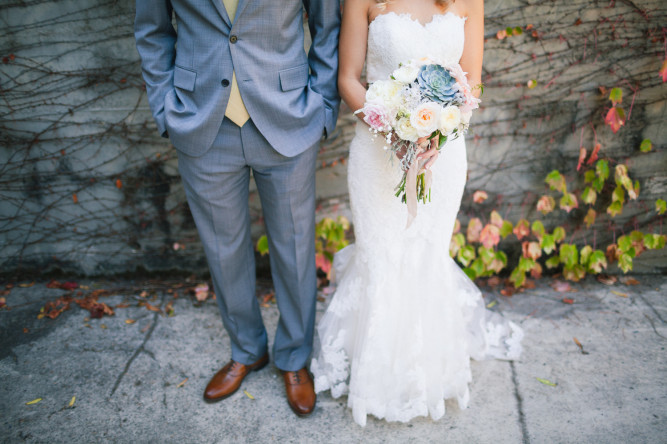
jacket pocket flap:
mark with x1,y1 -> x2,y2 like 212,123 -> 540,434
279,64 -> 309,92
174,66 -> 196,92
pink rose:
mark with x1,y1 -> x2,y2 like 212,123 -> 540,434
362,103 -> 392,132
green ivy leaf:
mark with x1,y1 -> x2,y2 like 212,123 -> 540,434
545,170 -> 566,192
531,220 -> 545,239
509,266 -> 526,288
580,245 -> 593,266
541,234 -> 556,254
640,139 -> 652,153
545,255 -> 561,269
584,170 -> 596,184
518,256 -> 536,273
617,235 -> 632,252
559,192 -> 578,213
256,235 -> 269,256
592,176 -> 605,193
478,246 -> 496,265
609,87 -> 623,105
618,253 -> 633,273
500,220 -> 514,238
612,185 -> 625,204
588,250 -> 608,273
607,201 -> 623,217
596,159 -> 610,181
584,208 -> 596,227
563,264 -> 586,282
581,186 -> 597,205
457,245 -> 476,267
553,226 -> 566,243
559,244 -> 579,269
463,267 -> 477,280
656,199 -> 666,215
470,258 -> 485,277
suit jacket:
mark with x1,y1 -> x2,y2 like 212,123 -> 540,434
134,0 -> 341,157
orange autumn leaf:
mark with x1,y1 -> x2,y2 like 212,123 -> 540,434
576,147 -> 587,172
479,224 -> 500,249
72,193 -> 78,203
513,219 -> 530,240
116,179 -> 122,189
467,218 -> 483,242
472,190 -> 488,204
587,143 -> 601,165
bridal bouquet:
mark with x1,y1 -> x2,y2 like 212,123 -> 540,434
357,57 -> 480,225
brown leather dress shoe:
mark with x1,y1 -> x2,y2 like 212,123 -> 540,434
203,353 -> 268,403
283,367 -> 316,416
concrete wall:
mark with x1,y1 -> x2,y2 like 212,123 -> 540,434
1,0 -> 665,275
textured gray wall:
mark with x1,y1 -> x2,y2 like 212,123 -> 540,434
1,0 -> 665,275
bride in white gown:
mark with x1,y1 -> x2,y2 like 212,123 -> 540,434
310,0 -> 523,426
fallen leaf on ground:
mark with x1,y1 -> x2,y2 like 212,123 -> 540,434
244,390 -> 255,400
536,378 -> 557,387
611,290 -> 628,298
0,297 -> 5,308
486,300 -> 497,308
26,398 -> 42,405
620,277 -> 639,285
125,319 -> 136,324
19,282 -> 35,288
115,303 -> 129,309
597,275 -> 617,285
562,298 -> 575,304
69,396 -> 76,407
500,286 -> 517,297
551,281 -> 575,292
194,284 -> 209,302
144,302 -> 162,313
23,327 -> 28,333
177,378 -> 188,388
573,337 -> 589,355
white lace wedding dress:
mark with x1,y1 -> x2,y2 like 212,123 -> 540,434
310,12 -> 523,427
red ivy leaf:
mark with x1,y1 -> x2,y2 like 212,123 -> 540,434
605,107 -> 625,133
587,143 -> 600,165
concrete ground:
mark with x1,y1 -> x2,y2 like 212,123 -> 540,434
0,274 -> 665,443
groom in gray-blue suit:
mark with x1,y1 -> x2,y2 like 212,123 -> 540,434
135,0 -> 340,416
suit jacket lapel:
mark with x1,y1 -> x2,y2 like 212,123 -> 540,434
234,0 -> 250,22
211,0 -> 232,27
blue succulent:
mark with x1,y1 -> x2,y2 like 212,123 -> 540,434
417,64 -> 459,105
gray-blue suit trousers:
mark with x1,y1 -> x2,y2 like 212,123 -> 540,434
177,117 -> 318,371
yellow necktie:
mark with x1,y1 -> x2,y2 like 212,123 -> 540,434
222,0 -> 250,127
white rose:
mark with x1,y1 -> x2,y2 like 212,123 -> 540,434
410,102 -> 441,137
439,105 -> 461,134
392,64 -> 419,84
395,117 -> 419,142
366,80 -> 404,111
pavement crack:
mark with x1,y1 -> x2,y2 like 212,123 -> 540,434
637,294 -> 666,324
643,314 -> 667,340
109,309 -> 161,398
510,361 -> 530,444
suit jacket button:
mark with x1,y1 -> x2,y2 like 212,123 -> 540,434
221,79 -> 230,87
230,35 -> 238,43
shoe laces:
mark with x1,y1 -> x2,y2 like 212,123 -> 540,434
289,370 -> 302,384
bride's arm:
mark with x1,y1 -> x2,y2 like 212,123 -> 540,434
459,0 -> 484,98
338,0 -> 374,120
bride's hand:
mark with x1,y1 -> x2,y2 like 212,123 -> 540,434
417,137 -> 439,170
